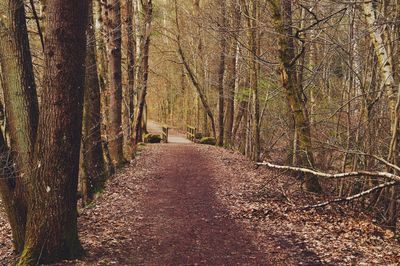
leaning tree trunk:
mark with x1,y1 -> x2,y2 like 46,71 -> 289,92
81,0 -> 107,205
175,2 -> 217,139
0,0 -> 39,252
270,0 -> 322,192
17,0 -> 89,264
105,0 -> 125,166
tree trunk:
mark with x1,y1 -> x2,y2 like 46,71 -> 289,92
122,0 -> 135,157
82,0 -> 107,205
94,0 -> 115,175
0,129 -> 22,252
0,0 -> 39,252
216,0 -> 227,147
18,0 -> 89,263
224,0 -> 240,148
362,0 -> 400,230
242,0 -> 260,161
270,0 -> 322,192
105,0 -> 125,166
175,0 -> 217,139
133,0 -> 153,146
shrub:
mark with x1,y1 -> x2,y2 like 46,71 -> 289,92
144,133 -> 162,143
199,137 -> 216,145
195,132 -> 203,140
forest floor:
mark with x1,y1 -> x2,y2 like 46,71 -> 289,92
1,135 -> 400,265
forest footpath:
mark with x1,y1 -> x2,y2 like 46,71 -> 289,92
60,143 -> 322,265
2,142 -> 400,265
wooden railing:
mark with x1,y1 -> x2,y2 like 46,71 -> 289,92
186,125 -> 196,141
162,126 -> 169,143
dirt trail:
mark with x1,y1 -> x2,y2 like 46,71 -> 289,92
2,136 -> 400,265
136,145 -> 268,265
49,144 -> 323,266
1,143 -> 325,265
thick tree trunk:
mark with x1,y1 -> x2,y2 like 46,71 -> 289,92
82,0 -> 107,205
0,0 -> 39,252
17,0 -> 89,264
105,0 -> 125,166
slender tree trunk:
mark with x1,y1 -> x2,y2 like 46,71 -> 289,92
175,1 -> 217,139
94,0 -> 115,175
82,0 -> 107,205
193,0 -> 210,137
242,0 -> 260,161
122,0 -> 135,157
216,0 -> 227,146
224,0 -> 240,148
224,43 -> 237,148
105,0 -> 125,166
18,0 -> 89,263
133,0 -> 153,146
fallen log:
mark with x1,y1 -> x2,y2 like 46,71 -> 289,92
257,162 -> 400,183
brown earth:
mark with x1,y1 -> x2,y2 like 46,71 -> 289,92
62,144 -> 322,265
1,142 -> 400,265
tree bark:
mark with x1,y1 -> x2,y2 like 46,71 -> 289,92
242,0 -> 260,161
18,0 -> 89,263
105,0 -> 125,166
362,0 -> 400,231
216,0 -> 227,146
269,0 -> 322,192
0,0 -> 39,252
224,0 -> 240,148
94,0 -> 115,175
133,0 -> 152,146
82,0 -> 107,205
122,0 -> 135,157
